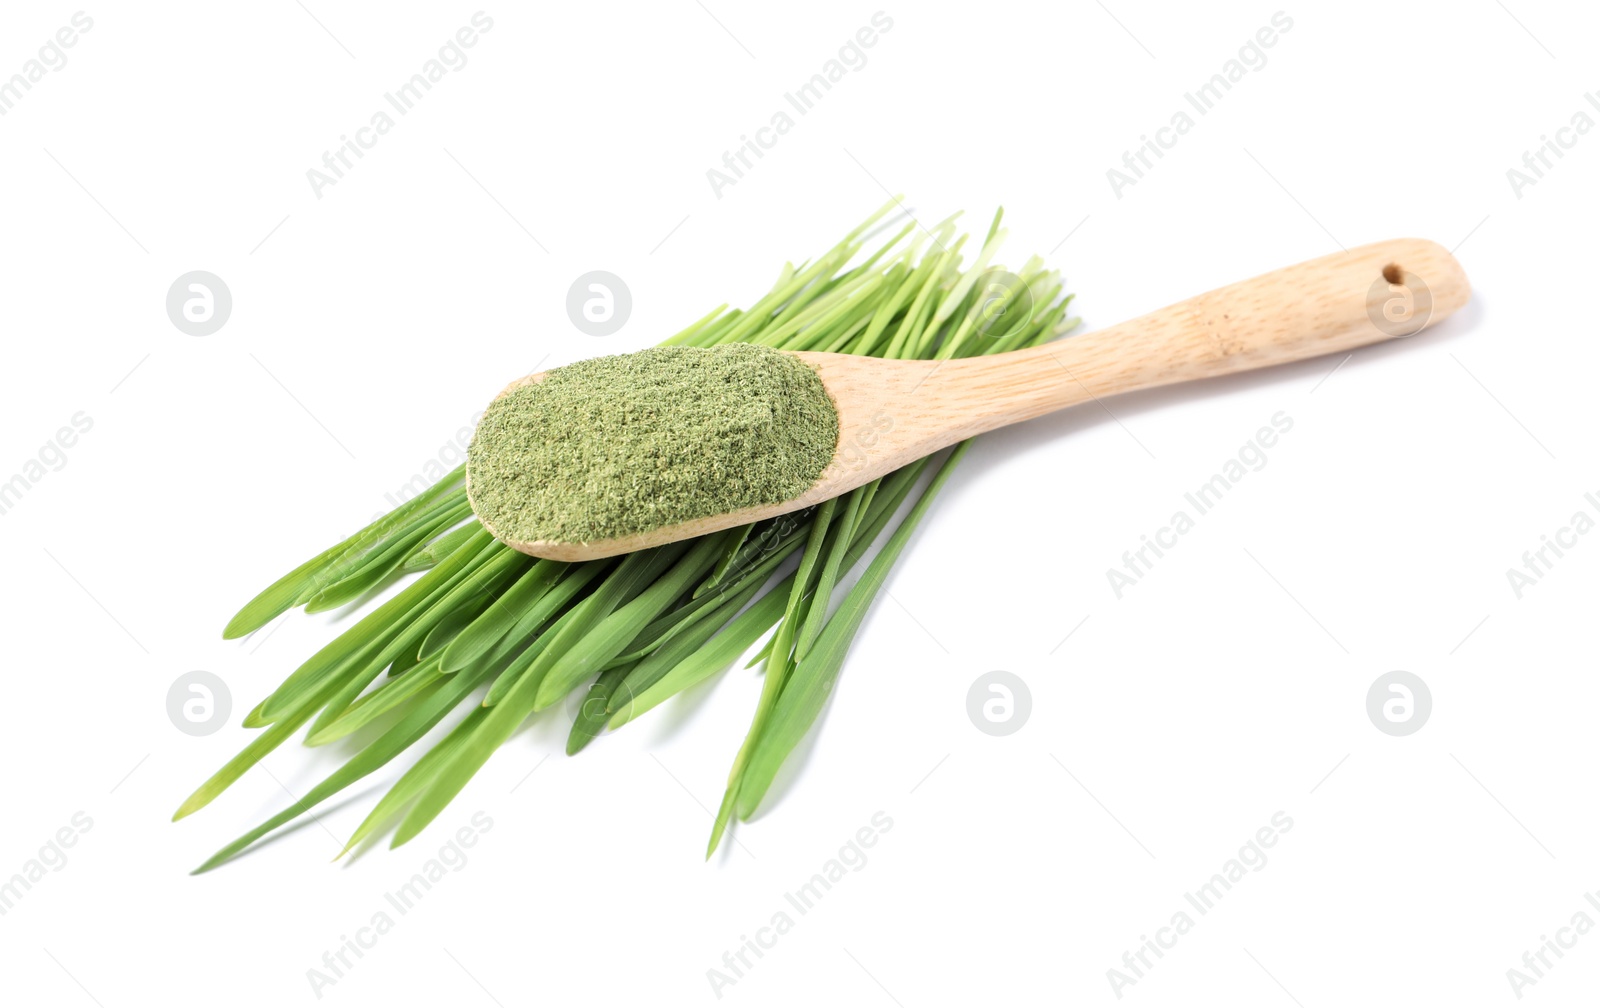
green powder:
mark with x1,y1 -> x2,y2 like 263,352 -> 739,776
467,343 -> 839,542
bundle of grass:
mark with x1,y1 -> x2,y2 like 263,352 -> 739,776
180,199 -> 1077,871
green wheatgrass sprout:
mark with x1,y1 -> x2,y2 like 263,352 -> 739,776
180,198 -> 1078,871
468,343 -> 839,543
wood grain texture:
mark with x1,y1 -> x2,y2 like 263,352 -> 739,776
477,237 -> 1470,561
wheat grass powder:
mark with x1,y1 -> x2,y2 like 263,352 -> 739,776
467,343 -> 839,543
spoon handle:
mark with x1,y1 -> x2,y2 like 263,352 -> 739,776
931,237 -> 1471,428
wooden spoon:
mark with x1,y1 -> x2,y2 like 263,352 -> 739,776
474,237 -> 1470,561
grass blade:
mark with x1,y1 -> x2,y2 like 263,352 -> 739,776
610,574 -> 788,730
191,664 -> 490,872
533,532 -> 729,710
400,521 -> 482,574
222,469 -> 464,638
439,559 -> 566,672
565,661 -> 634,755
736,443 -> 971,820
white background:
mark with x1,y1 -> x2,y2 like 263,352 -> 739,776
1,1 -> 1595,1005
